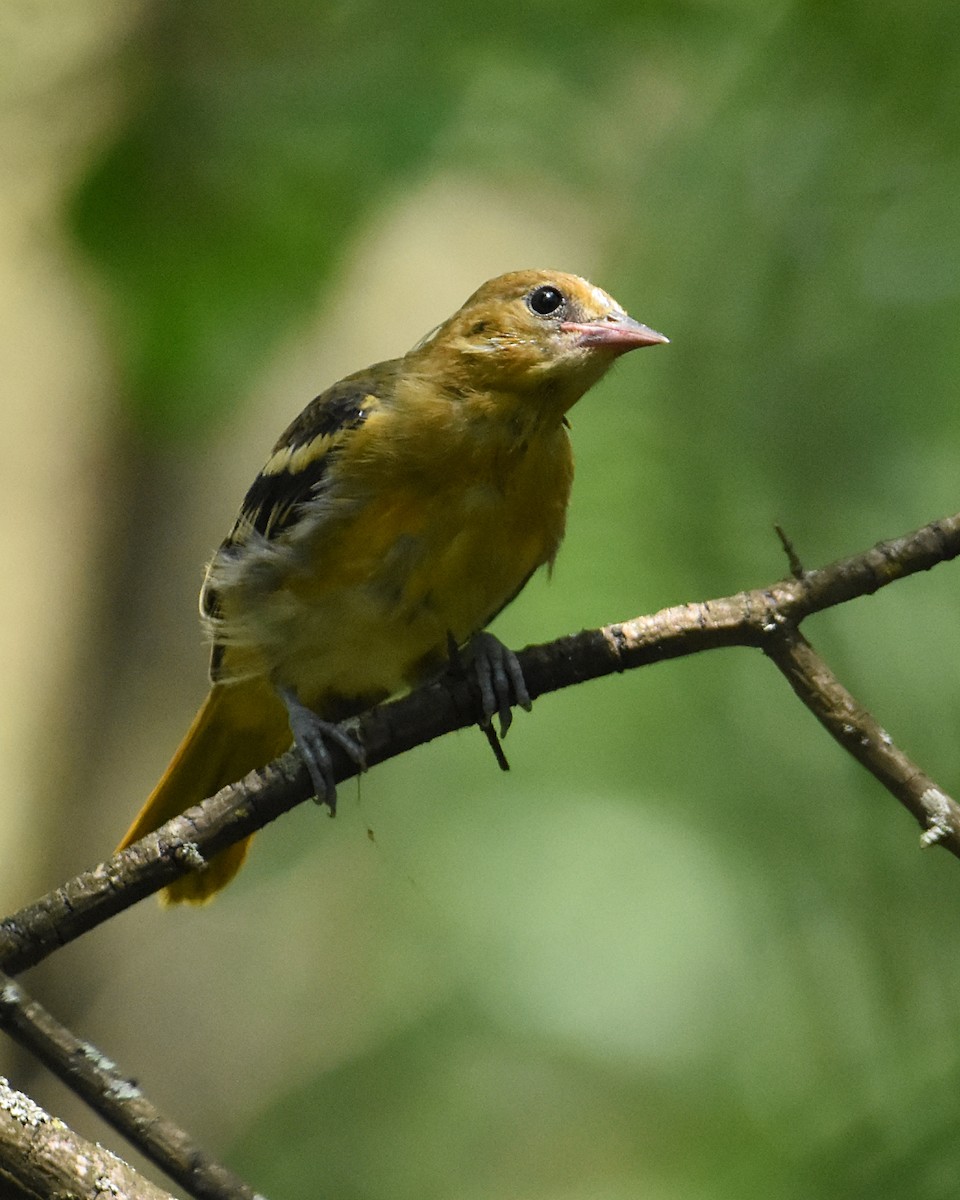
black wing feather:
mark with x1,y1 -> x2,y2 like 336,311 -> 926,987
201,371 -> 391,679
231,372 -> 388,542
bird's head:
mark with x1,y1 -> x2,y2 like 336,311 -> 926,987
409,269 -> 668,415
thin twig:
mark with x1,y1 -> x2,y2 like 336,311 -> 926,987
774,523 -> 805,579
2,510 -> 960,978
0,971 -> 266,1200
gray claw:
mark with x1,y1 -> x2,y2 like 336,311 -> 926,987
469,632 -> 532,738
277,686 -> 366,812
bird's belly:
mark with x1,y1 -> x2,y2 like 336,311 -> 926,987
278,478 -> 563,707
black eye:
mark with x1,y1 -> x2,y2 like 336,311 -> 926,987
527,285 -> 565,317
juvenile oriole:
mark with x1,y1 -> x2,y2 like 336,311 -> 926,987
118,269 -> 667,904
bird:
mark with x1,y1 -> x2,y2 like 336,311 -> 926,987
116,269 -> 668,904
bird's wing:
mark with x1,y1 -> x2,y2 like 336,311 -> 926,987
230,368 -> 391,545
199,364 -> 396,678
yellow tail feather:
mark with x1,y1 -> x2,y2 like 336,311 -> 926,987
117,678 -> 292,905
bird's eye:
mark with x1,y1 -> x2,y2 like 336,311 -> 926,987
527,285 -> 565,317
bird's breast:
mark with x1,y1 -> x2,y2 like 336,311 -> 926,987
212,397 -> 575,711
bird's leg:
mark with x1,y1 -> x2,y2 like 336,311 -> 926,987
277,686 -> 367,813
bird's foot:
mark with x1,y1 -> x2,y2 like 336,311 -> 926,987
278,687 -> 367,813
454,632 -> 532,772
469,631 -> 531,736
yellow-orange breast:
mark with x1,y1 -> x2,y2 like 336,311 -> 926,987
209,382 -> 574,714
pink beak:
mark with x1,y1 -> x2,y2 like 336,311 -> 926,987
561,315 -> 669,353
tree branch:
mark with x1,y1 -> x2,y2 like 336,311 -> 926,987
2,510 -> 959,979
1,510 -> 959,1200
764,628 -> 960,848
0,1073 -> 178,1200
0,973 -> 264,1200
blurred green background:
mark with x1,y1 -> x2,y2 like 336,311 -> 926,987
3,0 -> 960,1196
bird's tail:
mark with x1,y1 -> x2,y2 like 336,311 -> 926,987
116,678 -> 292,905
